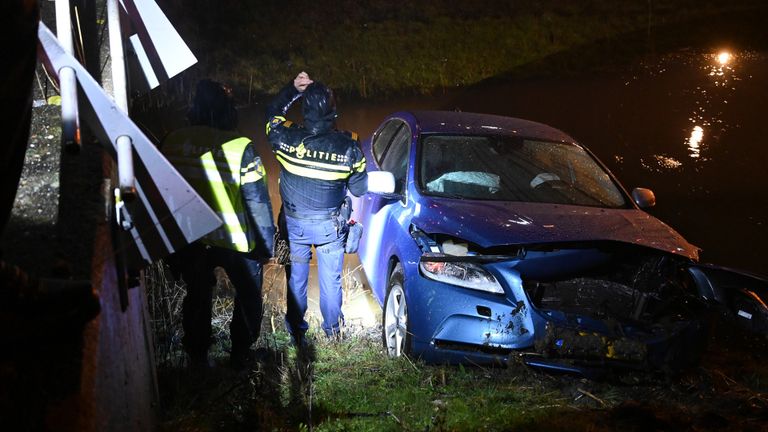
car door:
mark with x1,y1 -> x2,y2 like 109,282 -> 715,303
356,118 -> 412,302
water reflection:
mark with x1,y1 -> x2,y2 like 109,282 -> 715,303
678,50 -> 738,163
708,50 -> 735,83
640,154 -> 683,173
687,125 -> 704,158
656,154 -> 683,169
631,50 -> 741,171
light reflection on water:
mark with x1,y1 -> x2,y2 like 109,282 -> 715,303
643,50 -> 744,170
687,125 -> 704,158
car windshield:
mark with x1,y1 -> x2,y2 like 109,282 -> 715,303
419,134 -> 628,208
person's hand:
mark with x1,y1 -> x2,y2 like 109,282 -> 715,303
294,71 -> 313,92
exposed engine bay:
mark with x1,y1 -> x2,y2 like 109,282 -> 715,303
521,249 -> 710,370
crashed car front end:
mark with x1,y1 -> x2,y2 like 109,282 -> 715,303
358,111 -> 768,375
519,257 -> 710,374
409,229 -> 710,374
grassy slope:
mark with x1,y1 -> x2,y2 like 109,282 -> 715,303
147,263 -> 768,432
155,326 -> 768,431
157,0 -> 766,102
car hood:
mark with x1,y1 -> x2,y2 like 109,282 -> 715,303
412,198 -> 700,260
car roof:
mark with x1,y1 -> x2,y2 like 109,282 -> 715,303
396,110 -> 577,143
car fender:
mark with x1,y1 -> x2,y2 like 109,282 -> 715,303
688,264 -> 768,335
356,193 -> 416,304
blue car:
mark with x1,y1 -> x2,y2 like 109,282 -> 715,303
352,110 -> 768,374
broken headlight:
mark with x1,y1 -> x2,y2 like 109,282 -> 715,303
419,254 -> 504,294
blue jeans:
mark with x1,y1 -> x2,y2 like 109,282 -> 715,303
284,213 -> 346,338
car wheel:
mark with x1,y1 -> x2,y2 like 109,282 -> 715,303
382,263 -> 411,357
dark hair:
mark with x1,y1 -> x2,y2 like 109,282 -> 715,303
187,79 -> 238,130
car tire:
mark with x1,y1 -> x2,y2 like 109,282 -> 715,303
382,263 -> 411,357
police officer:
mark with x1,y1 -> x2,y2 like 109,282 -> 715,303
162,79 -> 275,369
266,72 -> 367,343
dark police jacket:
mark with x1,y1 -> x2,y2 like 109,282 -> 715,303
265,84 -> 368,217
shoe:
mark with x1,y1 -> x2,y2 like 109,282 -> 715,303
230,347 -> 268,370
326,329 -> 344,342
292,335 -> 316,362
188,352 -> 214,372
291,334 -> 308,350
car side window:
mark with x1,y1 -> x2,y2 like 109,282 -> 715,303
372,120 -> 402,165
380,123 -> 410,195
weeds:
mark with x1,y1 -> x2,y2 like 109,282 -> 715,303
144,258 -> 569,431
144,261 -> 186,368
144,256 -> 768,431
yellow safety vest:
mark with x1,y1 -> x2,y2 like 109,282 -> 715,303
162,126 -> 264,252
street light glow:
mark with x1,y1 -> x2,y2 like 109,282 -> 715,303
717,51 -> 732,65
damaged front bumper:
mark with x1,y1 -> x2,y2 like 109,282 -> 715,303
521,318 -> 708,376
408,238 -> 717,373
412,259 -> 710,374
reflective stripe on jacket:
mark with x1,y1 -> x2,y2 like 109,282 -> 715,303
273,140 -> 365,181
265,83 -> 368,214
162,126 -> 262,252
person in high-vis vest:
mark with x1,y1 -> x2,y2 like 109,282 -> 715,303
266,72 -> 367,344
162,79 -> 275,370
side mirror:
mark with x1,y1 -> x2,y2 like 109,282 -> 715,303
631,187 -> 656,208
367,171 -> 396,194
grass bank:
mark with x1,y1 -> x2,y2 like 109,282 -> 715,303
146,261 -> 768,432
145,261 -> 593,431
157,0 -> 766,102
153,323 -> 609,431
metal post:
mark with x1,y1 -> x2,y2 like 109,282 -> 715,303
55,0 -> 81,152
108,0 -> 136,200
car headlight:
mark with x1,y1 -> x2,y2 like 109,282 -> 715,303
419,255 -> 504,294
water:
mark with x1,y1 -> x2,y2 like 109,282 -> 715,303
242,49 -> 768,276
